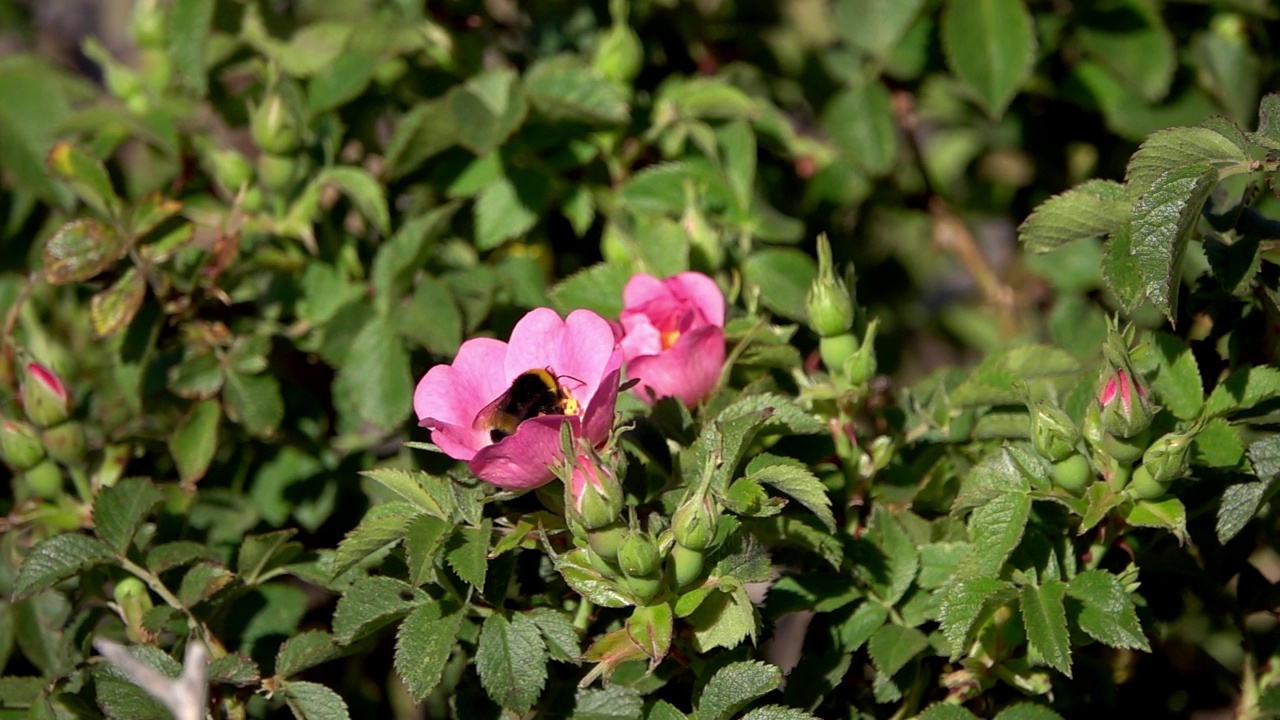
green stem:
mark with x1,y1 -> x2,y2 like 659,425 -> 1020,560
117,555 -> 225,658
68,466 -> 93,505
573,598 -> 595,631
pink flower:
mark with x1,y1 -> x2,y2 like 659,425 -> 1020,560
414,308 -> 623,490
619,272 -> 725,406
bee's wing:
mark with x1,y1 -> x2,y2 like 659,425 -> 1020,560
472,391 -> 510,432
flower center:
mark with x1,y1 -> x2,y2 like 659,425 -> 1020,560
660,329 -> 681,350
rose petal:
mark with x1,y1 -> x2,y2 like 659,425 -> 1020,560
668,272 -> 725,327
619,314 -> 662,361
627,325 -> 725,406
468,415 -> 575,490
414,336 -> 508,431
556,310 -> 623,402
581,368 -> 621,446
504,307 -> 567,382
622,273 -> 668,309
422,420 -> 481,462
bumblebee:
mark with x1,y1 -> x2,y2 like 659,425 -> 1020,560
473,368 -> 579,443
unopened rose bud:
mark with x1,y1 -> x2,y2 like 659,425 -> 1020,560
1030,402 -> 1079,462
669,543 -> 705,588
1142,429 -> 1194,485
1,418 -> 45,471
588,523 -> 626,565
250,93 -> 301,155
42,422 -> 86,465
1098,368 -> 1153,439
23,459 -> 63,499
568,454 -> 623,530
806,235 -> 856,338
114,577 -> 155,644
841,319 -> 879,387
672,495 -> 719,551
617,530 -> 660,579
21,362 -> 71,428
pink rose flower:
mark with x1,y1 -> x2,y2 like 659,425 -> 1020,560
414,308 -> 623,490
619,272 -> 726,406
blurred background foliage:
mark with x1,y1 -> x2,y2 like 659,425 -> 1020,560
2,0 -> 1280,717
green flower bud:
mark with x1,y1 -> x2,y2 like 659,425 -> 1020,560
1127,464 -> 1165,500
625,574 -> 662,603
806,235 -> 855,338
672,496 -> 719,551
257,153 -> 298,193
130,0 -> 167,49
23,460 -> 63,500
568,454 -> 623,530
250,94 -> 301,155
593,22 -> 644,85
1051,454 -> 1092,495
113,577 -> 155,644
41,422 -> 86,466
617,530 -> 660,579
1030,402 -> 1079,462
840,319 -> 879,387
1082,401 -> 1105,451
820,333 -> 858,376
1,418 -> 45,471
1142,429 -> 1194,485
588,522 -> 626,565
21,361 -> 71,428
587,547 -> 617,577
669,543 -> 705,588
209,148 -> 254,193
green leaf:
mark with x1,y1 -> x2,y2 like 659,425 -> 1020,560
1146,333 -> 1203,420
556,549 -> 632,608
385,100 -> 456,179
445,520 -> 491,591
1067,570 -> 1150,651
237,530 -> 302,584
450,68 -> 526,156
475,169 -> 553,251
954,445 -> 1042,511
1205,365 -> 1280,417
742,249 -> 818,322
867,624 -> 929,678
396,601 -> 464,702
745,454 -> 835,532
940,0 -> 1036,118
334,315 -> 413,431
1125,126 -> 1246,198
46,141 -> 120,219
332,502 -> 420,578
177,561 -> 234,606
837,602 -> 889,651
860,505 -> 919,605
94,477 -> 164,553
618,162 -> 691,215
0,58 -> 73,205
89,267 -> 146,338
918,705 -> 981,720
993,704 -> 1064,720
1019,580 -> 1072,677
477,612 -> 548,715
317,166 -> 390,236
332,577 -> 427,644
208,653 -> 261,687
525,55 -> 629,124
739,707 -> 820,720
276,631 -> 344,678
689,584 -> 758,652
1079,482 -> 1124,535
222,370 -> 284,438
528,608 -> 581,664
917,543 -> 971,590
307,52 -> 377,116
549,262 -> 632,318
169,399 -> 220,485
572,686 -> 645,720
1126,497 -> 1188,543
962,491 -> 1031,578
168,0 -> 215,95
833,0 -> 927,61
358,468 -> 448,518
823,80 -> 898,177
404,514 -> 452,587
285,680 -> 351,720
697,660 -> 782,720
42,218 -> 128,285
14,534 -> 116,600
149,541 -> 219,574
94,645 -> 181,720
1215,436 -> 1280,543
1190,417 -> 1245,469
1101,223 -> 1146,312
1018,180 -> 1129,253
1077,0 -> 1175,103
398,276 -> 463,356
950,345 -> 1081,408
938,577 -> 1015,658
1127,163 -> 1217,320
1255,93 -> 1280,150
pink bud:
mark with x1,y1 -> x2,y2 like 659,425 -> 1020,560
21,362 -> 71,428
569,453 -> 622,529
1098,368 -> 1152,438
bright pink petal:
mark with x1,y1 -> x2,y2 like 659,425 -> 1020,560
556,310 -> 623,402
581,368 -> 621,445
627,325 -> 725,406
414,337 -> 509,454
422,420 -> 481,462
668,272 -> 725,327
622,273 -> 668,309
504,308 -> 567,382
468,415 -> 575,490
619,314 -> 662,361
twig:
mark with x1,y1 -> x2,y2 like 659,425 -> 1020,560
93,638 -> 209,720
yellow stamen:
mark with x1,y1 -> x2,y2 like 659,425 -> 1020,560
661,329 -> 681,350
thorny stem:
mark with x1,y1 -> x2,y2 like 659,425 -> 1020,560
116,554 -> 226,658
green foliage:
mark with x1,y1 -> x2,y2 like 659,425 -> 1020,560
3,1 -> 1280,718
